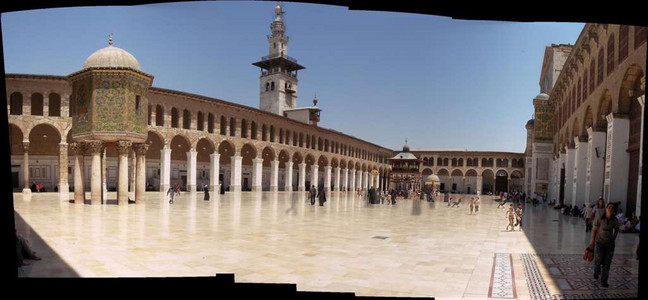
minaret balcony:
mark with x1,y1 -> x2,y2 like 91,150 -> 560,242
261,53 -> 298,63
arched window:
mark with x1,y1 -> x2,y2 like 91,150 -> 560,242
220,116 -> 227,135
262,124 -> 267,141
271,82 -> 275,91
619,25 -> 629,64
197,112 -> 204,131
577,79 -> 582,106
279,129 -> 284,144
156,105 -> 164,126
325,139 -> 329,152
251,122 -> 257,140
607,34 -> 615,76
241,119 -> 248,138
589,59 -> 596,94
318,138 -> 323,151
458,158 -> 463,167
31,93 -> 44,116
49,93 -> 61,117
583,69 -> 588,100
208,113 -> 214,133
437,157 -> 442,166
270,126 -> 275,142
299,133 -> 303,147
266,82 -> 270,91
293,132 -> 297,146
183,109 -> 191,129
443,158 -> 448,166
10,92 -> 23,115
285,130 -> 290,145
229,117 -> 236,136
451,158 -> 457,167
171,108 -> 179,128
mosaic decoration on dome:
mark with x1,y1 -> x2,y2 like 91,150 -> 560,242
70,77 -> 92,135
534,101 -> 554,141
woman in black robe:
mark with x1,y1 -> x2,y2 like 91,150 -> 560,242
203,184 -> 210,201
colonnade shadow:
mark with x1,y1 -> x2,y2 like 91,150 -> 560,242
14,212 -> 79,277
518,201 -> 640,299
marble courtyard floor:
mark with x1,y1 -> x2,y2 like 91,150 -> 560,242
14,192 -> 639,299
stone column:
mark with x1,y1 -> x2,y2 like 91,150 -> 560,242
187,148 -> 197,192
357,170 -> 363,190
129,150 -> 136,197
116,141 -> 132,205
287,161 -> 296,191
324,166 -> 332,192
22,142 -> 30,194
476,176 -> 483,195
586,128 -> 606,205
573,137 -> 588,207
133,143 -> 149,203
102,147 -> 107,201
58,142 -> 69,199
637,94 -> 645,216
604,113 -> 630,207
230,154 -> 242,192
334,167 -> 341,192
71,143 -> 85,204
160,145 -> 172,192
350,169 -> 356,191
270,159 -> 279,191
312,165 -> 319,188
252,157 -> 263,191
363,171 -> 368,190
564,146 -> 575,206
209,153 -> 220,192
86,141 -> 104,205
342,168 -> 349,191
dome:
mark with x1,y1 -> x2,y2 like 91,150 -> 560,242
536,93 -> 550,100
426,175 -> 440,182
82,45 -> 142,71
402,144 -> 411,152
526,119 -> 535,126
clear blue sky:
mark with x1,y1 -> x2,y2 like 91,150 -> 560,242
2,1 -> 584,153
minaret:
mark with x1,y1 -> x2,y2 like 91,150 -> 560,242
253,3 -> 305,116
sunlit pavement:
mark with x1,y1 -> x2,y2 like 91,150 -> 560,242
14,192 -> 639,299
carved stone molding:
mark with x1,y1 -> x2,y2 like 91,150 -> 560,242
132,143 -> 150,156
69,142 -> 86,156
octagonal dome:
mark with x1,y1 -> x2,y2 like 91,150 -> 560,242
82,45 -> 141,71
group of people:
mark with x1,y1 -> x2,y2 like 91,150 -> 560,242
166,183 -> 182,204
309,185 -> 327,206
30,182 -> 46,193
505,203 -> 523,231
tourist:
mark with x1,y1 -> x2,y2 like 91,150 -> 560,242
15,230 -> 41,267
317,185 -> 326,206
506,204 -> 516,231
585,204 -> 594,232
451,198 -> 462,208
469,197 -> 475,215
31,182 -> 37,192
588,203 -> 620,288
310,185 -> 317,205
474,197 -> 481,215
497,197 -> 506,209
203,184 -> 210,201
592,198 -> 606,222
166,186 -> 177,204
616,209 -> 627,224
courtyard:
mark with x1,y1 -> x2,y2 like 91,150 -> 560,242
14,191 -> 639,299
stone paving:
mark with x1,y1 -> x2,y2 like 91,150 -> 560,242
13,192 -> 639,299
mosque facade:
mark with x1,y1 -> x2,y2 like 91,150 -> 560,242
6,4 -> 528,203
525,24 -> 646,217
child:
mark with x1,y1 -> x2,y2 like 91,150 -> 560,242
506,204 -> 516,231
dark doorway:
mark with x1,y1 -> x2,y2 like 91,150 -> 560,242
495,176 -> 508,193
627,95 -> 641,217
181,176 -> 187,191
12,172 -> 19,190
559,167 -> 565,206
243,178 -> 249,191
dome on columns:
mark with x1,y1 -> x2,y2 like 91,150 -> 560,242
536,93 -> 550,100
402,144 -> 411,152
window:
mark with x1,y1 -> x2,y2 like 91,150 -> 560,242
49,93 -> 61,117
220,116 -> 227,135
208,113 -> 214,133
183,109 -> 191,129
10,92 -> 23,115
607,34 -> 615,76
583,70 -> 588,101
156,105 -> 164,126
197,112 -> 204,131
171,108 -> 179,128
577,79 -> 582,106
266,82 -> 270,91
31,93 -> 44,116
271,82 -> 275,91
589,61 -> 596,94
619,25 -> 629,64
229,117 -> 236,136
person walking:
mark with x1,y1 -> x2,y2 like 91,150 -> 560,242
317,185 -> 327,206
506,204 -> 516,231
515,203 -> 523,231
310,185 -> 317,205
166,186 -> 176,204
588,203 -> 620,288
202,184 -> 209,201
475,197 -> 481,215
585,204 -> 594,232
469,197 -> 475,215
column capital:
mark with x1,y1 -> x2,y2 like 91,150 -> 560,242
85,140 -> 104,155
606,112 -> 629,123
586,126 -> 606,136
22,141 -> 30,151
69,142 -> 85,155
210,153 -> 221,159
574,135 -> 587,143
253,158 -> 264,164
132,143 -> 150,155
116,140 -> 133,155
